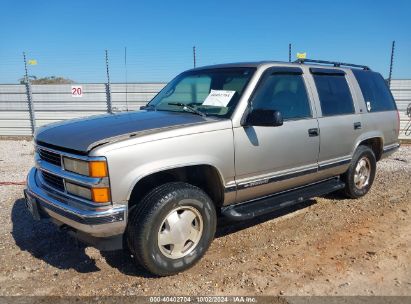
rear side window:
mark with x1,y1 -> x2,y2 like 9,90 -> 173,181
313,73 -> 355,116
352,70 -> 397,112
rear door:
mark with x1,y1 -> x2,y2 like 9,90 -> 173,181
309,68 -> 361,174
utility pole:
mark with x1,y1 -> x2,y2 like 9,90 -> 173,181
23,52 -> 36,135
105,49 -> 113,113
388,40 -> 395,88
124,46 -> 128,111
193,46 -> 196,68
289,43 -> 292,62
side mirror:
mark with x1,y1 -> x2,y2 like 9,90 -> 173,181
245,109 -> 283,127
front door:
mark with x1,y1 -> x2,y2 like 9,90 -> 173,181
234,67 -> 320,203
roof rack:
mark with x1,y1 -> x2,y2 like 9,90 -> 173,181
294,58 -> 370,70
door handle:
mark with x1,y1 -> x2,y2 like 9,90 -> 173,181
354,122 -> 362,130
308,128 -> 319,137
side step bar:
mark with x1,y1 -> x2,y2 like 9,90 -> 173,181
221,178 -> 345,221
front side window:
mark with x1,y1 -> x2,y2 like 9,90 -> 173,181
313,74 -> 355,116
149,68 -> 255,118
352,70 -> 396,112
251,73 -> 311,120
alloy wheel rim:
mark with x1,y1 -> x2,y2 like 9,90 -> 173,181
157,205 -> 203,259
354,157 -> 371,189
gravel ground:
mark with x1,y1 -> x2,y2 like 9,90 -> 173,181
0,139 -> 410,296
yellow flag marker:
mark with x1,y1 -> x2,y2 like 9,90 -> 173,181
28,59 -> 37,65
296,53 -> 307,59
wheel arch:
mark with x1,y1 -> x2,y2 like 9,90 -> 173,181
353,134 -> 384,161
127,164 -> 226,211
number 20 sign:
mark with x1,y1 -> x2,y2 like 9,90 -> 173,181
71,86 -> 83,97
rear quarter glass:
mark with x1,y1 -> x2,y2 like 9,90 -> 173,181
352,70 -> 397,112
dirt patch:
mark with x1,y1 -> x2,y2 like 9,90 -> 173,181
0,141 -> 410,296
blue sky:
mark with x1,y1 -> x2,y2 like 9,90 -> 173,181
0,0 -> 410,83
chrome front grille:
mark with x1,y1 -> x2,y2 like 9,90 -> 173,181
41,171 -> 65,192
38,148 -> 61,167
35,145 -> 110,206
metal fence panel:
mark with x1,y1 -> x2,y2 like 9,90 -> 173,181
110,83 -> 166,93
0,102 -> 29,111
0,85 -> 30,135
0,93 -> 28,102
0,81 -> 410,140
0,83 -> 166,136
0,85 -> 26,94
391,80 -> 411,139
0,111 -> 30,120
31,84 -> 107,93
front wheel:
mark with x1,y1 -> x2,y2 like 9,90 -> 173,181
342,145 -> 376,198
126,182 -> 217,276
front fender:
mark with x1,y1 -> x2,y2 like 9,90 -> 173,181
99,129 -> 236,205
125,157 -> 227,202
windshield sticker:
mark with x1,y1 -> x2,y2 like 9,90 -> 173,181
202,90 -> 236,107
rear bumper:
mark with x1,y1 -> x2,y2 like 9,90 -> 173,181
25,168 -> 127,243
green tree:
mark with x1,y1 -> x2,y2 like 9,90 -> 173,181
19,76 -> 75,84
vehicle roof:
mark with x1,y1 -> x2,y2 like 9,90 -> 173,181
191,61 -> 372,73
192,61 -> 280,69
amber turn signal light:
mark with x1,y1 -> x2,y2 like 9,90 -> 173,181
91,187 -> 110,203
89,161 -> 108,178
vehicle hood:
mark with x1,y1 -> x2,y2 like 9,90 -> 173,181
35,110 -> 215,153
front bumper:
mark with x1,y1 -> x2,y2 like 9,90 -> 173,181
25,168 -> 127,241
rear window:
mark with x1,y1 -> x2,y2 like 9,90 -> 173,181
352,70 -> 397,112
313,74 -> 355,116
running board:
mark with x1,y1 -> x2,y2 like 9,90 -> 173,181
221,178 -> 345,221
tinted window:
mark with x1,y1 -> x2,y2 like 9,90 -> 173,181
314,74 -> 355,116
352,70 -> 396,112
251,73 -> 311,120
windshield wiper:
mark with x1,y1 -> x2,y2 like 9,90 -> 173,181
167,102 -> 206,117
140,104 -> 156,111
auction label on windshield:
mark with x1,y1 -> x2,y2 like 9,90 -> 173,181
203,90 -> 235,107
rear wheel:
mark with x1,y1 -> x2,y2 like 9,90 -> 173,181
126,182 -> 216,276
342,145 -> 376,198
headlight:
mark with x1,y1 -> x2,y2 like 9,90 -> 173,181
63,157 -> 108,178
66,182 -> 92,200
66,182 -> 110,203
63,157 -> 89,176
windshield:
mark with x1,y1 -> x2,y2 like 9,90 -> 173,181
148,67 -> 256,118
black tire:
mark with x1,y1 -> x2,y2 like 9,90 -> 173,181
342,145 -> 376,199
126,182 -> 217,276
